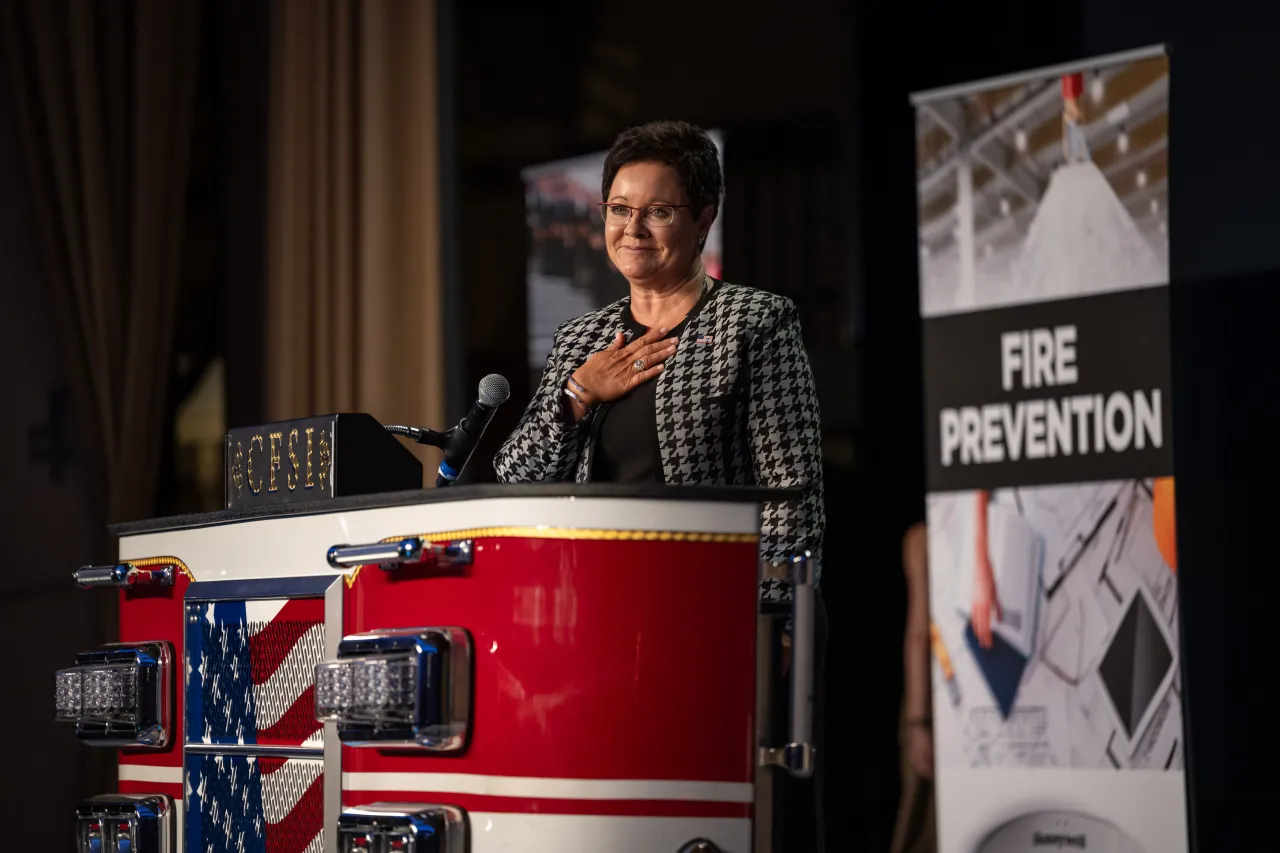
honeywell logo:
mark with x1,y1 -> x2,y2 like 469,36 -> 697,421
1032,832 -> 1087,848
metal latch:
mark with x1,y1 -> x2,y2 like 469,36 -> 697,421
326,537 -> 473,572
74,563 -> 175,589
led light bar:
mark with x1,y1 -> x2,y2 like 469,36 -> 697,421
55,642 -> 172,748
338,803 -> 466,853
76,794 -> 174,853
315,627 -> 471,751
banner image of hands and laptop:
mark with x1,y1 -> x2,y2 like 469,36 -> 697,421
913,46 -> 1189,853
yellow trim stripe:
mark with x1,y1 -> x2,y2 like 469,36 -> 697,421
128,530 -> 757,586
381,527 -> 758,545
128,555 -> 195,582
339,527 -> 759,587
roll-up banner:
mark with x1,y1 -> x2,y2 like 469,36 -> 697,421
912,45 -> 1188,853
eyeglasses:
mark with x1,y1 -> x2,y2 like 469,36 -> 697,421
598,203 -> 692,227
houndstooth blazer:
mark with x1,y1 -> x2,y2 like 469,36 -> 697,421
493,279 -> 825,601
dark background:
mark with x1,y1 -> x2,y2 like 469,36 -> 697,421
3,0 -> 1280,850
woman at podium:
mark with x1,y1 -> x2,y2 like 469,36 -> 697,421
494,119 -> 828,850
494,119 -> 825,606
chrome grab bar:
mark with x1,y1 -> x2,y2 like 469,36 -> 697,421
759,551 -> 816,779
73,563 -> 175,589
326,537 -> 474,571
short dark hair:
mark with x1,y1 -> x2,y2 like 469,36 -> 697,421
601,120 -> 723,222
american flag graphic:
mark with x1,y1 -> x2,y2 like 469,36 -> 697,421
185,597 -> 326,747
185,753 -> 324,853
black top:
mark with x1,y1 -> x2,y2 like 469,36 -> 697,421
591,280 -> 710,484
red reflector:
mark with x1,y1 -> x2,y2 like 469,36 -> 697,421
89,822 -> 101,833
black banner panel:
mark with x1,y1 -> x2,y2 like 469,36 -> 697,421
923,286 -> 1173,492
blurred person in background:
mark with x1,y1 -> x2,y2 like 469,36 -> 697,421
894,521 -> 938,853
494,119 -> 828,850
529,173 -> 623,306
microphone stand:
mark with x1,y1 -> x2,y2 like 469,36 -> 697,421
383,424 -> 455,487
388,374 -> 509,490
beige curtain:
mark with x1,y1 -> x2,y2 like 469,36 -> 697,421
267,0 -> 445,473
0,0 -> 201,526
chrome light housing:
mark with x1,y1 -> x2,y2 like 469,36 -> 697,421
314,627 -> 471,752
76,794 -> 174,853
338,803 -> 467,853
55,642 -> 172,748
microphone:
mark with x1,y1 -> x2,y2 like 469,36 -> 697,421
435,373 -> 511,487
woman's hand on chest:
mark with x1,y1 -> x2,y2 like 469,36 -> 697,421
568,326 -> 680,409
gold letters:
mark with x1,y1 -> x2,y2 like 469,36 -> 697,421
305,427 -> 315,489
287,429 -> 300,491
231,441 -> 245,496
247,435 -> 264,495
268,432 -> 283,493
227,421 -> 338,503
318,429 -> 331,491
